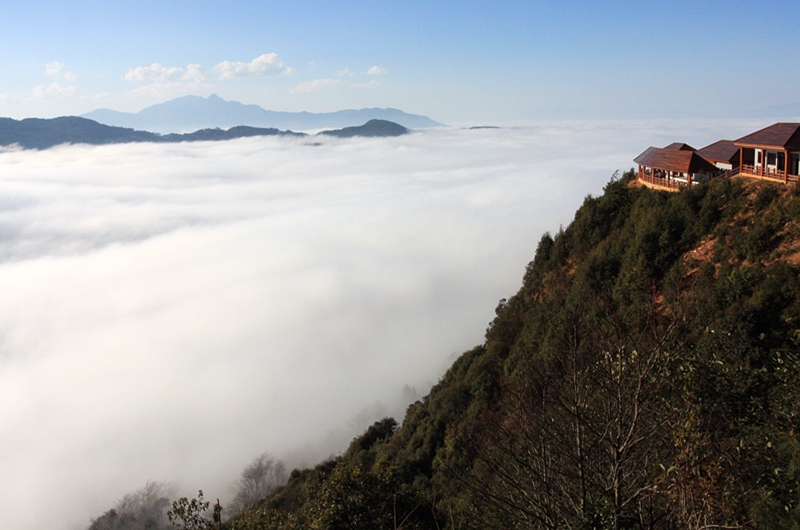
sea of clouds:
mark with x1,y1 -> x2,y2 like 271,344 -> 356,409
0,119 -> 775,530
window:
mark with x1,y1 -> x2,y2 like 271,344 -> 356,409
767,152 -> 777,166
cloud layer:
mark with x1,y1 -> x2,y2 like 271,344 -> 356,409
119,54 -> 291,103
46,61 -> 77,82
124,63 -> 206,83
124,54 -> 291,85
30,61 -> 78,101
0,120 -> 765,530
366,66 -> 388,75
212,53 -> 292,79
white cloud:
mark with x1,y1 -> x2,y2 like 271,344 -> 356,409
121,63 -> 211,104
367,66 -> 388,75
123,63 -> 179,82
30,82 -> 77,99
212,53 -> 291,80
290,78 -> 346,93
45,60 -> 65,77
45,61 -> 77,83
184,64 -> 206,81
336,67 -> 355,77
124,63 -> 206,83
122,55 -> 291,100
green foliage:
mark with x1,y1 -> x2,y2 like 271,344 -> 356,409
168,491 -> 212,530
344,418 -> 398,470
305,464 -> 395,530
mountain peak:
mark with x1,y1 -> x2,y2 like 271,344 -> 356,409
81,95 -> 443,133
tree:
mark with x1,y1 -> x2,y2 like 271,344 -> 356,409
89,481 -> 173,530
168,490 -> 212,530
460,272 -> 683,528
230,453 -> 287,513
306,463 -> 394,530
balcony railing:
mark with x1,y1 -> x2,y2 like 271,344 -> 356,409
713,166 -> 740,181
636,164 -> 800,190
740,164 -> 799,183
636,169 -> 689,191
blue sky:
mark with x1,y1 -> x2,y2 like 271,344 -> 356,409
1,0 -> 799,123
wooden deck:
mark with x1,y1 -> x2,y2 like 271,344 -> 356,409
636,168 -> 738,191
636,170 -> 684,191
634,164 -> 800,191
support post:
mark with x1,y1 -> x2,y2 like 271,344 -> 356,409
739,147 -> 743,176
786,149 -> 789,183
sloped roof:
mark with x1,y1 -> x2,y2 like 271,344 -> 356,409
734,123 -> 800,150
664,142 -> 696,151
634,147 -> 718,174
697,140 -> 739,164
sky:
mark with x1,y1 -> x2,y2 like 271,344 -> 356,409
1,1 -> 799,123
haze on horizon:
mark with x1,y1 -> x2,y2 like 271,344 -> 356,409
1,1 -> 799,124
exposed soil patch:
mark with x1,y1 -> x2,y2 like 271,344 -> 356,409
685,236 -> 715,264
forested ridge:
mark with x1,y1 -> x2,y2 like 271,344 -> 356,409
0,116 -> 406,150
0,116 -> 305,149
93,172 -> 800,529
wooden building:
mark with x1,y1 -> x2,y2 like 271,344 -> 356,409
697,140 -> 740,171
734,123 -> 800,183
634,145 -> 719,191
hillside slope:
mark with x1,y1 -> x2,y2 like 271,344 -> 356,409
318,119 -> 408,138
231,173 -> 800,530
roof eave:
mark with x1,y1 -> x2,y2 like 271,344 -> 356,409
734,141 -> 788,150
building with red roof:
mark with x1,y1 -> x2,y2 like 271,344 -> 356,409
634,145 -> 719,191
697,140 -> 740,171
634,123 -> 800,191
734,123 -> 800,183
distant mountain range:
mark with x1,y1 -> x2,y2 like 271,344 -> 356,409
82,94 -> 441,133
0,117 -> 408,150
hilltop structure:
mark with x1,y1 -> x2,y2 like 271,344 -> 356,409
736,123 -> 800,181
634,122 -> 800,190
